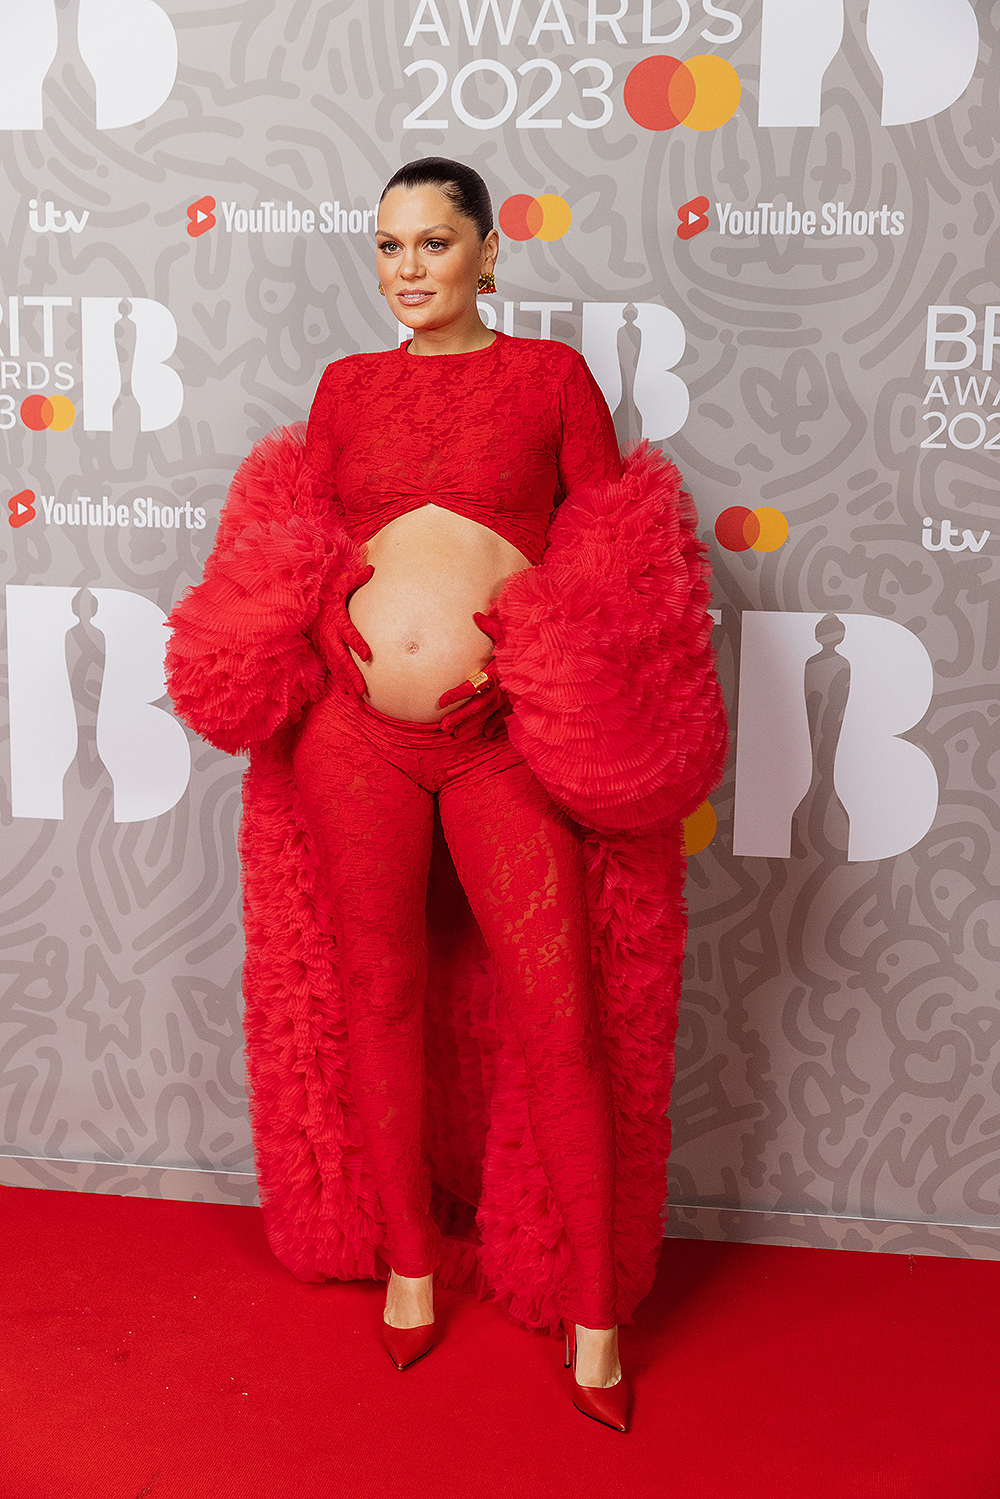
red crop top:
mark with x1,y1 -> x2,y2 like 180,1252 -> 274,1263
303,329 -> 624,567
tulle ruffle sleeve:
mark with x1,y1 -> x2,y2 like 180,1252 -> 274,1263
165,422 -> 362,756
492,438 -> 729,834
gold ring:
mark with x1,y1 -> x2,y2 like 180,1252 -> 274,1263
469,670 -> 490,692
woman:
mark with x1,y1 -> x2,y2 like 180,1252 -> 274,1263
165,156 -> 728,1433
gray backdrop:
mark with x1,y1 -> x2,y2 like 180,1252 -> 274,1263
2,0 -> 999,1264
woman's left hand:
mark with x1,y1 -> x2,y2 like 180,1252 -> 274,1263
437,610 -> 510,737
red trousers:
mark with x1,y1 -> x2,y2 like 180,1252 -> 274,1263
292,686 -> 619,1329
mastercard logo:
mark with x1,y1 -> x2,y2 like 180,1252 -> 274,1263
715,506 -> 789,553
498,194 -> 571,242
624,54 -> 741,132
683,799 -> 718,856
20,394 -> 76,431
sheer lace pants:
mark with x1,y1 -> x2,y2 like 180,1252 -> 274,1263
292,687 -> 619,1329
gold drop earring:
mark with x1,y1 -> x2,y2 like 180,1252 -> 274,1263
477,270 -> 496,294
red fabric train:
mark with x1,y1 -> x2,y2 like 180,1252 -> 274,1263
164,421 -> 729,1335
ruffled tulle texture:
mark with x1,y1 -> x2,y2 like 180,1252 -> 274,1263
164,422 -> 729,1335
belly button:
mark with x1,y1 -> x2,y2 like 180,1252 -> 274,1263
404,641 -> 420,654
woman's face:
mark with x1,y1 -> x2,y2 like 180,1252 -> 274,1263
375,183 -> 498,333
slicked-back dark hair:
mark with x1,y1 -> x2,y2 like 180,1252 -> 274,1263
379,157 -> 494,242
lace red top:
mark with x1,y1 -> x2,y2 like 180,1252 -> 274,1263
304,329 -> 624,566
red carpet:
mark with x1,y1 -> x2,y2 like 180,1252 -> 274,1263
1,1184 -> 997,1499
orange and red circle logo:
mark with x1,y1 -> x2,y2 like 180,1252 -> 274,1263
498,194 -> 571,241
624,55 -> 741,132
715,506 -> 789,553
683,799 -> 718,855
20,394 -> 75,431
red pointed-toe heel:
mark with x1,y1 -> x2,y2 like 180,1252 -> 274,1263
562,1320 -> 631,1432
380,1317 -> 436,1370
379,1270 -> 436,1370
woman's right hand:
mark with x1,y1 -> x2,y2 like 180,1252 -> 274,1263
312,561 -> 374,698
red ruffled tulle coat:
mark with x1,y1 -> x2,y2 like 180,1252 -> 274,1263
165,421 -> 729,1335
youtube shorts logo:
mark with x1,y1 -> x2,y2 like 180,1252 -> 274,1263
677,196 -> 710,241
8,490 -> 36,528
187,196 -> 216,238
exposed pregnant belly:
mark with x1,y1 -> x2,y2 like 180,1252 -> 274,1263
347,504 -> 534,723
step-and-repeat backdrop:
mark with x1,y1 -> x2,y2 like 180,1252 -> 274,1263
2,1 -> 998,1259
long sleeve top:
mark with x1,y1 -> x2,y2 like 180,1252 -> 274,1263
303,329 -> 624,566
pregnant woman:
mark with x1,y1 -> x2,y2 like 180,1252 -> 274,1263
166,156 -> 728,1433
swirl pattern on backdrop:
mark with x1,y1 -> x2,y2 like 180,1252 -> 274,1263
1,1 -> 998,1257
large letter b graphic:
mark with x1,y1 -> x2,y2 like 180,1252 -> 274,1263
733,611 -> 938,862
6,585 -> 190,822
81,297 -> 183,433
0,0 -> 177,131
759,0 -> 978,128
77,0 -> 178,129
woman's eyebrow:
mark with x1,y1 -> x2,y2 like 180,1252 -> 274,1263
375,224 -> 455,238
